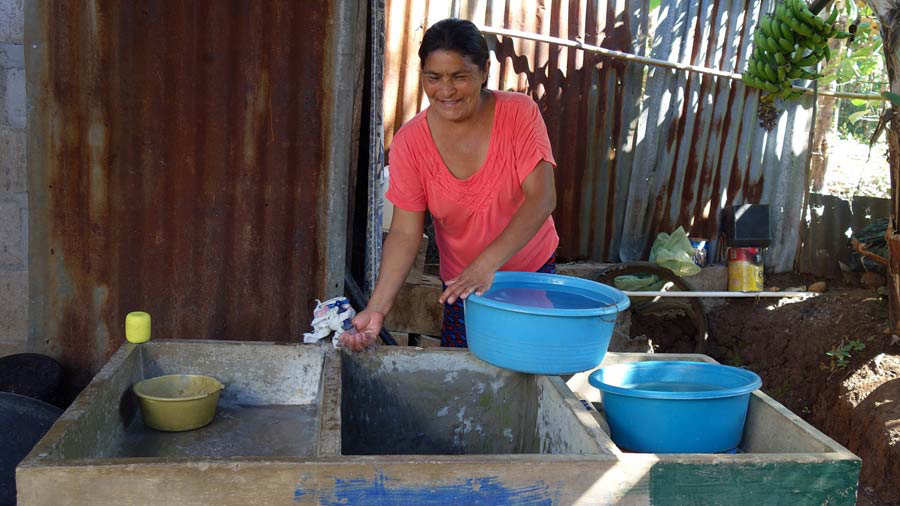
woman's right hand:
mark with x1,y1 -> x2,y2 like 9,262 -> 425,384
345,309 -> 384,352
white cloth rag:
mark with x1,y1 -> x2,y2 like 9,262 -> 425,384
303,296 -> 356,349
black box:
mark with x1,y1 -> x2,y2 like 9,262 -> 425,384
721,204 -> 770,247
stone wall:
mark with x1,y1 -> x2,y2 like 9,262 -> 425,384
0,0 -> 26,356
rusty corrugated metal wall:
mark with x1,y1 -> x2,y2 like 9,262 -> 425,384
26,1 -> 365,387
384,0 -> 813,272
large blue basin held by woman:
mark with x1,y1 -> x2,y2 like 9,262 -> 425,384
464,272 -> 630,375
588,361 -> 763,453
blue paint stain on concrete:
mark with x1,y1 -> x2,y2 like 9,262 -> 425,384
296,473 -> 553,505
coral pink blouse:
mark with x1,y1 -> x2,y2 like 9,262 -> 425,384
386,90 -> 559,281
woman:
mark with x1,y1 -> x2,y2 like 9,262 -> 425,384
345,18 -> 558,351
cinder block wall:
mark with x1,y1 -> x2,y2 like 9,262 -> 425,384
0,0 -> 27,356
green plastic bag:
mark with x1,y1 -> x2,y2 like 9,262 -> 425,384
648,226 -> 701,277
613,226 -> 700,293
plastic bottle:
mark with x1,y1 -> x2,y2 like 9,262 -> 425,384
727,247 -> 763,291
125,311 -> 151,343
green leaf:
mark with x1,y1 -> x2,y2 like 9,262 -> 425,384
859,61 -> 877,76
882,92 -> 900,106
848,110 -> 867,123
855,44 -> 875,58
851,98 -> 868,106
817,74 -> 838,86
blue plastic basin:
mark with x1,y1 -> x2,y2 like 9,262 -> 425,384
588,361 -> 762,453
464,272 -> 630,375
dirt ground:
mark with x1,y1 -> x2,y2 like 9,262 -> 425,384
629,271 -> 900,506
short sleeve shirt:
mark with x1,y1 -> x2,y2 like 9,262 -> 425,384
386,90 -> 559,281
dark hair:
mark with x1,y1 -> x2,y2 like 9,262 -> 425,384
418,18 -> 489,72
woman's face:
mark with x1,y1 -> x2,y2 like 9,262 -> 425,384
421,49 -> 488,123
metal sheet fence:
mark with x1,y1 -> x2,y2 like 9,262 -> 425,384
797,193 -> 891,277
26,1 -> 365,387
384,0 -> 814,272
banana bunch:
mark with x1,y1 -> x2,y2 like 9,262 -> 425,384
742,0 -> 850,100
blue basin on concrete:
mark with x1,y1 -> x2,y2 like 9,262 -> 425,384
465,272 -> 630,375
589,361 -> 762,453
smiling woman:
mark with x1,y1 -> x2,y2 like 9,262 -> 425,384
422,49 -> 490,128
344,18 -> 559,350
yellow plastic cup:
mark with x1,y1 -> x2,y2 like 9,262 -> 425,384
126,311 -> 151,343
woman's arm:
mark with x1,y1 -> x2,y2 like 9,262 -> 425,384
347,208 -> 425,350
439,160 -> 556,304
368,208 -> 426,313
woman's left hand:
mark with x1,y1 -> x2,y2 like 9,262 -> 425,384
439,260 -> 496,305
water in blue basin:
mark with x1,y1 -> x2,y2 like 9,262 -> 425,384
484,285 -> 610,310
628,381 -> 722,392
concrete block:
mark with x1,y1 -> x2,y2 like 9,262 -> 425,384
384,273 -> 442,336
0,125 -> 25,192
0,268 -> 26,343
0,195 -> 25,268
0,340 -> 27,356
0,42 -> 23,68
0,0 -> 24,44
2,65 -> 24,128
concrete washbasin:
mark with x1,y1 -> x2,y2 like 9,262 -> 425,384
340,349 -> 612,456
16,340 -> 860,505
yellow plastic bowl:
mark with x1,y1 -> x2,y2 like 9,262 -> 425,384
132,374 -> 224,432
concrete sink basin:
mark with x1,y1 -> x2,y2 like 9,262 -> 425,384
16,341 -> 860,505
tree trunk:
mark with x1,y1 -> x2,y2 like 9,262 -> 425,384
867,1 -> 900,332
809,36 -> 846,192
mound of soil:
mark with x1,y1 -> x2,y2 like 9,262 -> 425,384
629,272 -> 899,506
812,354 -> 900,506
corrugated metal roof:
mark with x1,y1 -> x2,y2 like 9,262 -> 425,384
384,0 -> 813,273
26,1 -> 364,386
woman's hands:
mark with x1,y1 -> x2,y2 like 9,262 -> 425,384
439,258 -> 497,305
438,161 -> 556,306
341,208 -> 423,352
345,309 -> 384,352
